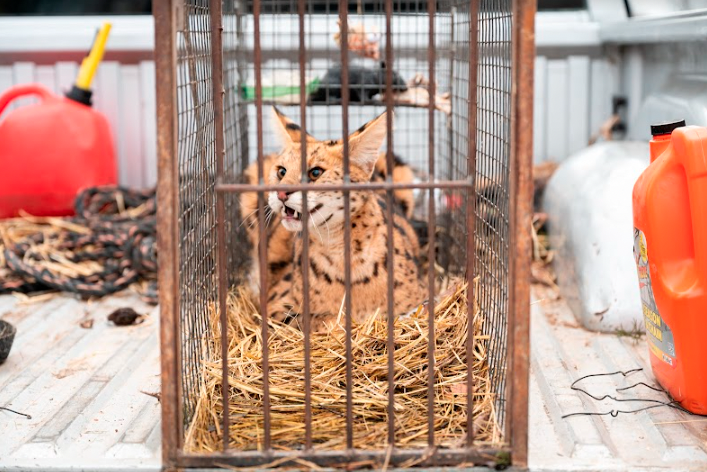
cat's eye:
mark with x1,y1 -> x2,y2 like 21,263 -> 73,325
308,167 -> 324,181
277,167 -> 287,179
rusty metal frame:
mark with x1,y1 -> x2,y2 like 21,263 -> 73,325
155,0 -> 534,468
507,0 -> 535,467
154,0 -> 181,468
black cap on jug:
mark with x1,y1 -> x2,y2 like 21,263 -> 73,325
651,120 -> 686,136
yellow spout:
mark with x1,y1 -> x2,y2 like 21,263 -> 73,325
75,22 -> 112,91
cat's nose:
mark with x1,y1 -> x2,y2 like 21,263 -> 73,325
277,191 -> 291,202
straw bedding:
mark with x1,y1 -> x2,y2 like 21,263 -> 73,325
185,278 -> 503,453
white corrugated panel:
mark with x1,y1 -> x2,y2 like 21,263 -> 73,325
534,56 -> 548,162
567,55 -> 591,156
534,54 -> 619,163
0,61 -> 156,189
0,14 -> 616,177
546,60 -> 569,162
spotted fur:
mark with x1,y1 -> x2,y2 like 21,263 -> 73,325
239,108 -> 423,329
371,152 -> 415,219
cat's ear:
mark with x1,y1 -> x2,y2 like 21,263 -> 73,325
271,106 -> 316,146
348,112 -> 390,175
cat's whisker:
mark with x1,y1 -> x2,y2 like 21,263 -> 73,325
247,213 -> 261,229
264,209 -> 276,229
310,213 -> 325,244
322,211 -> 332,246
241,203 -> 276,230
238,208 -> 259,229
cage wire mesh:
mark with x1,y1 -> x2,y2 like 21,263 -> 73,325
174,0 -> 514,454
176,0 -> 218,424
469,0 -> 512,429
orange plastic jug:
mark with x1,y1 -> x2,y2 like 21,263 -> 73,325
632,121 -> 707,414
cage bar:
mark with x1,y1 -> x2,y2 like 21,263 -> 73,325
297,0 -> 314,451
507,0 -> 535,465
383,0 -> 396,449
153,0 -> 180,464
466,0 -> 479,447
252,0 -> 272,451
209,0 -> 231,451
338,0 -> 354,453
426,0 -> 438,449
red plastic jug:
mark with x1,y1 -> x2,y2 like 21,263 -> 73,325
0,83 -> 117,218
632,121 -> 707,414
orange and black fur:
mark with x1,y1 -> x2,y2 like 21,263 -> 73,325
239,108 -> 423,329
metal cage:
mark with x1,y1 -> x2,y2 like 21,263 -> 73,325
155,0 -> 533,468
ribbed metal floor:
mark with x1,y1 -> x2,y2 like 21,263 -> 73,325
0,293 -> 161,472
1,287 -> 705,471
529,285 -> 707,472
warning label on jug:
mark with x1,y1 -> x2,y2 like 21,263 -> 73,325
633,228 -> 676,366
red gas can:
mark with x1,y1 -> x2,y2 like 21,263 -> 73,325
632,121 -> 707,414
0,84 -> 117,218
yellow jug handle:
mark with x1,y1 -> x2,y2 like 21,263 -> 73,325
75,22 -> 112,91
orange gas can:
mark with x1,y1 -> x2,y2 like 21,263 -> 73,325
632,121 -> 707,414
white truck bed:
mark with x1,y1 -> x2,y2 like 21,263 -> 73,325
529,286 -> 707,471
0,287 -> 705,471
0,293 -> 161,472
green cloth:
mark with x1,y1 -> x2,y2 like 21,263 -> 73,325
240,78 -> 320,100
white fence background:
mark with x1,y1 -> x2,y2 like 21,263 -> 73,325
0,12 -> 652,189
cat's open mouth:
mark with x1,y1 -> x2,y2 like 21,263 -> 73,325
283,205 -> 301,220
282,203 -> 324,221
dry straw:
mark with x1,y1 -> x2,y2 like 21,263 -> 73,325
185,278 -> 503,453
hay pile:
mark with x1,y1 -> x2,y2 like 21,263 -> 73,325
185,278 -> 503,452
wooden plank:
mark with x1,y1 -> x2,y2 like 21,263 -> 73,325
589,58 -> 622,142
567,56 -> 590,156
118,65 -> 144,188
533,56 -> 548,162
545,60 -> 569,162
624,46 -> 644,127
139,61 -> 158,188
